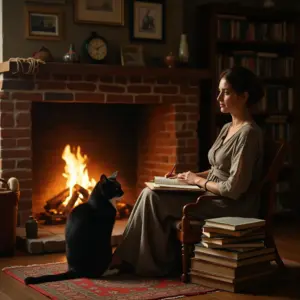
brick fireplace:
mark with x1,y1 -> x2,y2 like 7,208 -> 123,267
0,61 -> 210,226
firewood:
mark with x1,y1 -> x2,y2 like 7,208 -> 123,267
73,184 -> 89,202
44,188 -> 69,211
62,190 -> 80,216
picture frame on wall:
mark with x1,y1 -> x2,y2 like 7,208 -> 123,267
25,0 -> 66,4
121,45 -> 145,66
74,0 -> 124,26
25,6 -> 63,40
130,0 -> 165,42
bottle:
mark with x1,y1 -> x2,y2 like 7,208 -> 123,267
63,43 -> 79,63
178,34 -> 189,65
25,216 -> 38,239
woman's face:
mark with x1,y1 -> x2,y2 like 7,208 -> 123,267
217,77 -> 247,114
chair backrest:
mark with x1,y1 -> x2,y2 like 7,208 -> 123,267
258,138 -> 287,225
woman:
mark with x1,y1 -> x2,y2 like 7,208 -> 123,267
112,66 -> 264,277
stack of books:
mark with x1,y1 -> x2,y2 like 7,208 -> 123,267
190,217 -> 276,293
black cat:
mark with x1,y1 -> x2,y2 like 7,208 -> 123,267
24,171 -> 123,285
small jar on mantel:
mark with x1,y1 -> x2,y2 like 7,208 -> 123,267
164,52 -> 176,68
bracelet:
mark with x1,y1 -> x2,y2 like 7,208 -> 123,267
204,180 -> 210,191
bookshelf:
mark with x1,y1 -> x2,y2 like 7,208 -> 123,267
195,3 -> 300,215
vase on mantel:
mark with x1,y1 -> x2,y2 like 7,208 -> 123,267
178,34 -> 189,66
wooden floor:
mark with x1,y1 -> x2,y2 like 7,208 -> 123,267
0,215 -> 299,300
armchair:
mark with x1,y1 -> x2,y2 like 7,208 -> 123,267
177,139 -> 287,283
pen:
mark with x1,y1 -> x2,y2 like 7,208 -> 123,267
167,164 -> 176,177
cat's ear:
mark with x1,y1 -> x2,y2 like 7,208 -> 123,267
100,174 -> 108,183
109,171 -> 118,179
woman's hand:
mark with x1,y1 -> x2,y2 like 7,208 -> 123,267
164,172 -> 177,178
177,171 -> 198,185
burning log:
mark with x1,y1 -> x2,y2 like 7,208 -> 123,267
62,190 -> 80,216
39,211 -> 66,225
43,188 -> 69,211
73,184 -> 89,202
44,185 -> 89,215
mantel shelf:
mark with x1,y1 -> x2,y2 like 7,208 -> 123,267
0,60 -> 212,81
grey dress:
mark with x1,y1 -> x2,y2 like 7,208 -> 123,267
114,122 -> 263,276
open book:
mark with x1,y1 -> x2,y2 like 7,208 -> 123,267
145,176 -> 203,191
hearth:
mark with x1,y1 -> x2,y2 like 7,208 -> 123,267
0,61 -> 209,225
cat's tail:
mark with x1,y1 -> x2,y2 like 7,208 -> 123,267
24,270 -> 78,285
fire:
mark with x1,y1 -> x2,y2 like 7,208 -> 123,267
61,145 -> 96,207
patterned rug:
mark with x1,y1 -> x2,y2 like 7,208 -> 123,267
2,262 -> 216,300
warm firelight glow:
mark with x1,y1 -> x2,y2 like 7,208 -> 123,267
61,145 -> 96,207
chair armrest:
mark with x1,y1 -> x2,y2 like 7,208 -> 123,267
182,194 -> 221,217
179,194 -> 227,242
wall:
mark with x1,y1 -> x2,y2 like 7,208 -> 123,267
2,0 -> 183,64
2,0 -> 299,66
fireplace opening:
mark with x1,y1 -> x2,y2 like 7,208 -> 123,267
32,102 -> 141,223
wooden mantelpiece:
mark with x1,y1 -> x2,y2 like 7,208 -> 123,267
0,60 -> 211,81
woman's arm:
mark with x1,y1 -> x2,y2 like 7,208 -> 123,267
195,170 -> 210,179
180,130 -> 260,198
186,174 -> 221,195
166,169 -> 210,179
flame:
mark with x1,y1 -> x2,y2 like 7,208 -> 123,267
61,145 -> 96,207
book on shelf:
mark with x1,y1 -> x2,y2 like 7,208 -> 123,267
216,14 -> 295,43
216,52 -> 294,78
145,176 -> 203,192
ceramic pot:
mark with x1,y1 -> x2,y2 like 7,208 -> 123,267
32,46 -> 53,62
164,52 -> 176,68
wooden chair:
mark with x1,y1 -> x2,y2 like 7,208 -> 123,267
177,139 -> 287,283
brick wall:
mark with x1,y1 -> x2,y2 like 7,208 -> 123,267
0,64 -> 202,226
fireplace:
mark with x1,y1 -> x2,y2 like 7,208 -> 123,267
32,102 -> 140,222
0,61 -> 210,226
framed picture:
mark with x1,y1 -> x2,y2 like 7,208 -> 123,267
121,45 -> 145,66
25,6 -> 63,40
130,0 -> 165,42
25,0 -> 66,4
74,0 -> 124,26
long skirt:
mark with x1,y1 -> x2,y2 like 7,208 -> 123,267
114,187 -> 236,277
